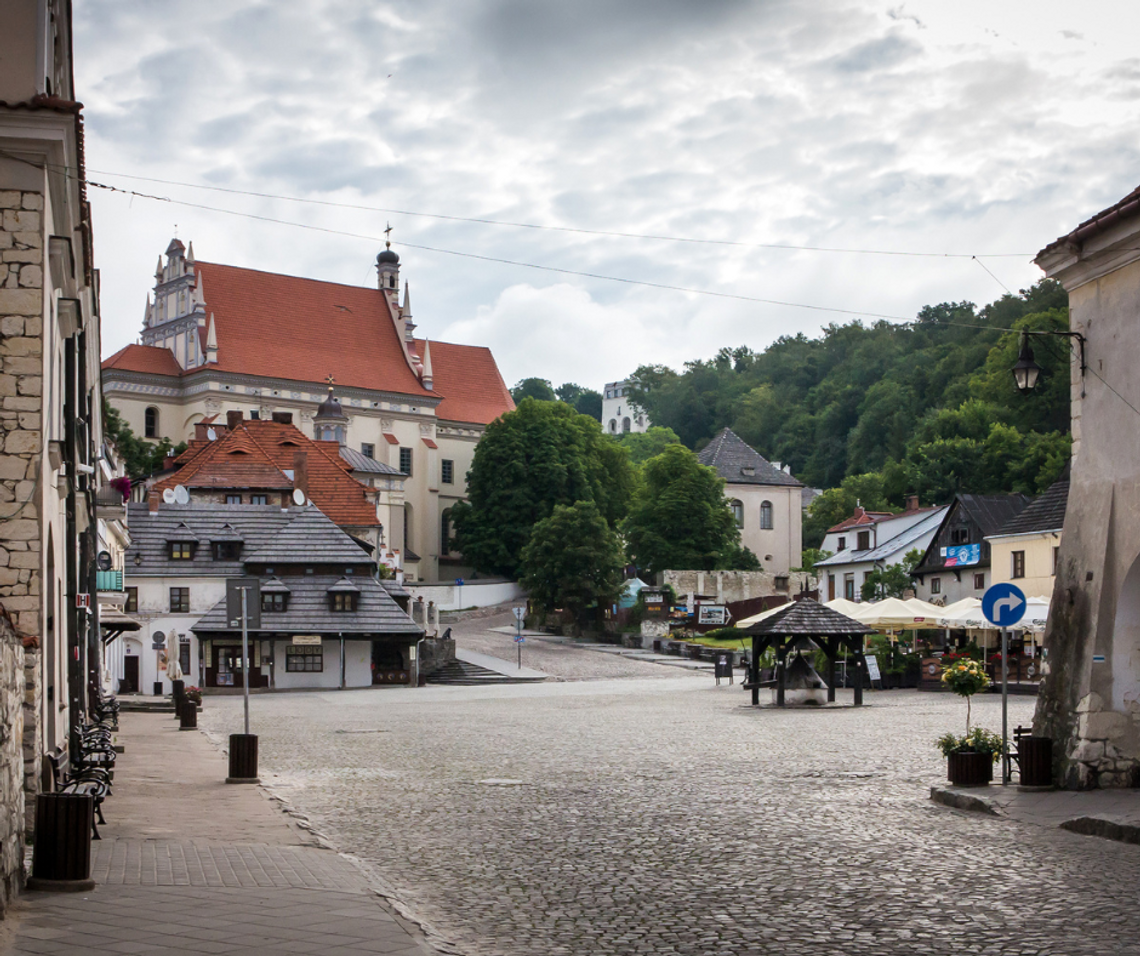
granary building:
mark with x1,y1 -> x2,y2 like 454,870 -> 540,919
102,239 -> 515,583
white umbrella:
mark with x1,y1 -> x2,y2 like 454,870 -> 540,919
935,598 -> 983,627
166,629 -> 183,682
849,597 -> 944,630
735,603 -> 792,628
823,598 -> 866,618
944,596 -> 1051,633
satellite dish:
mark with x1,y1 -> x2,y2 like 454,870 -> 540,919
207,428 -> 217,440
174,485 -> 190,504
162,488 -> 176,504
292,488 -> 306,506
97,550 -> 112,571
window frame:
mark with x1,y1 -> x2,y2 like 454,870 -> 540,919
1012,550 -> 1026,579
330,592 -> 358,612
124,587 -> 138,613
730,499 -> 744,528
169,587 -> 189,613
144,406 -> 159,439
441,459 -> 454,484
361,442 -> 375,460
973,572 -> 986,590
285,644 -> 323,673
857,529 -> 870,550
399,447 -> 413,476
250,494 -> 268,505
169,541 -> 194,560
213,541 -> 241,561
225,494 -> 242,505
760,500 -> 774,531
931,577 -> 942,595
261,592 -> 287,613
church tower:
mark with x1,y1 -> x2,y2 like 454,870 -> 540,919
313,382 -> 349,443
140,238 -> 208,369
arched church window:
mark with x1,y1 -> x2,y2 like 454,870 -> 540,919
145,406 -> 159,438
760,500 -> 774,530
622,417 -> 631,433
731,499 -> 744,528
609,420 -> 617,433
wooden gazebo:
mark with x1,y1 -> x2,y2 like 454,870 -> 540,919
741,598 -> 876,707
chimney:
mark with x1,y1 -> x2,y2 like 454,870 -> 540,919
272,412 -> 293,425
852,506 -> 866,521
293,451 -> 308,502
905,494 -> 919,512
226,410 -> 243,429
148,488 -> 160,513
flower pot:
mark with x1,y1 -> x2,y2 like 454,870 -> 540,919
948,751 -> 991,787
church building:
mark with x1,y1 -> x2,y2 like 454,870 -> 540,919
102,239 -> 515,582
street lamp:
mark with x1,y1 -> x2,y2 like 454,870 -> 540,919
1011,332 -> 1043,395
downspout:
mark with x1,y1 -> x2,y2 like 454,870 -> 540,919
339,634 -> 345,690
65,335 -> 80,758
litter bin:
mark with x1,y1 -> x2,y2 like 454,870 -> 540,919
1018,736 -> 1053,787
227,733 -> 259,784
28,793 -> 95,891
179,701 -> 198,730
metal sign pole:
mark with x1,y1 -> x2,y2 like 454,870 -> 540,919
1001,627 -> 1009,785
241,587 -> 250,737
517,614 -> 522,670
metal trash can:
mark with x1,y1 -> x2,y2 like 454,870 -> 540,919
1018,736 -> 1053,787
28,793 -> 95,891
227,733 -> 259,784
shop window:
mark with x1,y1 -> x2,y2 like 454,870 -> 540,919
170,587 -> 189,613
761,501 -> 774,530
286,645 -> 323,672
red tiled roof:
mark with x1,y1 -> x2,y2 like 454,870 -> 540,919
421,438 -> 438,449
155,420 -> 379,527
826,505 -> 941,534
102,343 -> 184,376
418,339 -> 515,425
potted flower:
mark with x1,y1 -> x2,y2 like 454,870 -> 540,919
937,657 -> 997,786
183,686 -> 202,708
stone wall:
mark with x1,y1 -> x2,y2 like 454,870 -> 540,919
663,569 -> 817,606
22,644 -> 40,835
0,188 -> 44,638
0,609 -> 26,916
418,636 -> 455,678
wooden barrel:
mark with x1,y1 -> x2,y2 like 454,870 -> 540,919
227,734 -> 259,783
28,793 -> 95,890
1018,736 -> 1053,787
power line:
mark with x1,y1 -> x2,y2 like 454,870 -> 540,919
84,166 -> 1033,259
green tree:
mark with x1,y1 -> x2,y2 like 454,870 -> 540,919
511,377 -> 557,403
450,398 -> 635,578
519,501 -> 626,623
555,383 -> 603,421
622,444 -> 743,575
860,548 -> 923,600
102,399 -> 185,479
617,426 -> 682,464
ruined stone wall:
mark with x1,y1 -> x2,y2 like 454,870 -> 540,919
663,569 -> 817,605
0,611 -> 26,916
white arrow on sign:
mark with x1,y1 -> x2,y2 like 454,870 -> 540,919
994,595 -> 1024,619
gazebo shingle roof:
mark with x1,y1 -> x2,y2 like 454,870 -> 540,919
741,598 -> 873,637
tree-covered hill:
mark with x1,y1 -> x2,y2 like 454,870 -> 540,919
628,280 -> 1071,528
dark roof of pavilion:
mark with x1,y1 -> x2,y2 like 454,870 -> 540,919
741,598 -> 874,637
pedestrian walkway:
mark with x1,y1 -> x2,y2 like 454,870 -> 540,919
4,711 -> 438,956
454,648 -> 547,681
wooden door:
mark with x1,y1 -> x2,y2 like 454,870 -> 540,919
122,656 -> 139,694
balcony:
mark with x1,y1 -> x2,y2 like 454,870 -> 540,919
95,487 -> 128,521
97,569 -> 125,604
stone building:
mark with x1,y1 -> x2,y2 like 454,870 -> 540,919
696,428 -> 803,575
1034,185 -> 1140,788
102,238 -> 515,584
0,0 -> 107,902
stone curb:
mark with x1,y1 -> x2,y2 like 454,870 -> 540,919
929,786 -> 1001,816
1060,816 -> 1140,845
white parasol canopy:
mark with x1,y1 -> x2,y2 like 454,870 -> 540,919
939,596 -> 1051,633
823,598 -> 865,618
166,629 -> 183,682
735,602 -> 793,628
847,597 -> 944,630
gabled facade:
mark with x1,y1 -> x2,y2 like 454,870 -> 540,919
986,468 -> 1069,599
817,505 -> 948,602
696,428 -> 802,575
911,494 -> 1030,605
102,240 -> 515,583
118,500 -> 421,694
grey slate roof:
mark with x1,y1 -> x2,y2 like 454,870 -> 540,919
742,598 -> 874,637
958,494 -> 1031,537
191,572 -> 421,637
815,507 -> 948,567
241,506 -> 374,566
338,445 -> 403,476
697,429 -> 802,487
992,469 -> 1070,537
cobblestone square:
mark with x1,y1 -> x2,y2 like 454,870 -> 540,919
200,667 -> 1140,956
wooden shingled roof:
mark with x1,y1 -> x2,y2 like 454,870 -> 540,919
740,598 -> 874,637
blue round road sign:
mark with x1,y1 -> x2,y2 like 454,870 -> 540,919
982,582 -> 1027,628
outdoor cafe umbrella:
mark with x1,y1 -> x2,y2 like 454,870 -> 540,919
823,597 -> 866,618
736,602 -> 793,628
166,629 -> 183,682
849,597 -> 943,631
940,596 -> 1051,633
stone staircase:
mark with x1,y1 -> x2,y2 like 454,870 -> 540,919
426,659 -> 545,685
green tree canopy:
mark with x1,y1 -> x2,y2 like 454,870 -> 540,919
860,548 -> 924,601
616,425 -> 682,464
519,500 -> 626,621
555,382 -> 603,421
450,398 -> 635,578
622,444 -> 751,575
511,377 -> 557,403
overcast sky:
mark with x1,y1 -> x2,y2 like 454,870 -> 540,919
76,0 -> 1140,392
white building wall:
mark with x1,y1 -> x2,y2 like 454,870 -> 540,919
601,380 -> 649,436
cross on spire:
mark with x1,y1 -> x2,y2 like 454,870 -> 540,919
384,222 -> 393,249
326,374 -> 335,391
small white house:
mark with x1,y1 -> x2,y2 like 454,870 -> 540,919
602,380 -> 649,436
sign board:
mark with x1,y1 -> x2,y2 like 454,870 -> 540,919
942,544 -> 981,567
75,593 -> 91,609
291,634 -> 322,646
865,655 -> 882,682
514,635 -> 525,644
698,605 -> 729,626
643,591 -> 664,605
226,577 -> 261,630
455,578 -> 465,588
151,630 -> 166,650
982,583 -> 1027,628
512,607 -> 526,622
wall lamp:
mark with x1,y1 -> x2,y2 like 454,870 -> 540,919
1012,329 -> 1086,395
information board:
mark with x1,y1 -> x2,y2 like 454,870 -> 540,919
865,655 -> 882,682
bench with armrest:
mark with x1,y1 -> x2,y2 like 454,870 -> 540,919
44,748 -> 110,839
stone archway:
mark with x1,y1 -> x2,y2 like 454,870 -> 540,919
1111,551 -> 1140,713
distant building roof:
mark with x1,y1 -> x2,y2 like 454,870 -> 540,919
697,428 -> 802,488
992,468 -> 1070,537
338,445 -> 403,475
816,507 -> 948,567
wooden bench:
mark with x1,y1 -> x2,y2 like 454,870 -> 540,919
44,748 -> 109,839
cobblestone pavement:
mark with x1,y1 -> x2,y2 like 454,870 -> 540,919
450,611 -> 686,681
200,681 -> 1140,956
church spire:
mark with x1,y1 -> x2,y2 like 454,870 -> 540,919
421,339 -> 433,391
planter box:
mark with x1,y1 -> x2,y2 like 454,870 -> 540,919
947,751 -> 992,787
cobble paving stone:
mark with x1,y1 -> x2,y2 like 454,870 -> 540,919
201,680 -> 1140,956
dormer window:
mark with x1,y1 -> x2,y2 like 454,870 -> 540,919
741,466 -> 755,477
262,592 -> 287,613
837,536 -> 846,552
169,541 -> 194,560
214,541 -> 242,561
331,593 -> 358,612
950,527 -> 970,545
